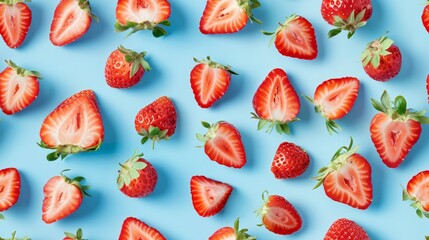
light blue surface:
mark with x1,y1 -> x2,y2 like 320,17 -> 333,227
0,0 -> 428,239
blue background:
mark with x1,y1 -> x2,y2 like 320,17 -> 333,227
0,0 -> 428,239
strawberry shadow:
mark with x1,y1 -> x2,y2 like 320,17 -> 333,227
209,70 -> 245,110
0,117 -> 9,147
58,189 -> 102,224
126,56 -> 164,93
312,22 -> 329,62
363,223 -> 383,240
398,125 -> 429,170
142,160 -> 170,199
239,129 -> 258,171
287,201 -> 308,238
7,171 -> 32,218
365,150 -> 386,210
16,2 -> 46,50
168,1 -> 189,36
336,81 -> 368,132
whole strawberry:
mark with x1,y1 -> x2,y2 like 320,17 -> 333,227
64,228 -> 85,240
403,170 -> 429,218
271,142 -> 309,179
117,151 -> 157,198
135,96 -> 177,148
0,0 -> 32,48
209,218 -> 256,240
361,35 -> 402,81
324,218 -> 369,240
423,1 -> 429,33
105,45 -> 151,88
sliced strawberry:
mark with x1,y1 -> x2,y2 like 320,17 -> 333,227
190,57 -> 237,108
190,175 -> 233,217
64,228 -> 84,240
197,121 -> 246,168
0,168 -> 20,214
263,14 -> 317,60
422,2 -> 429,33
50,0 -> 97,46
0,1 -> 31,48
119,217 -> 166,240
38,90 -> 104,161
199,0 -> 261,34
209,218 -> 256,240
404,170 -> 429,218
426,75 -> 429,104
251,68 -> 300,135
324,218 -> 370,240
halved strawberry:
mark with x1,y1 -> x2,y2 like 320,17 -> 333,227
64,228 -> 84,240
255,191 -> 302,235
38,90 -> 104,161
422,1 -> 429,33
190,56 -> 237,108
42,170 -> 90,224
190,175 -> 233,217
263,14 -> 317,60
403,170 -> 429,218
0,0 -> 31,48
427,75 -> 429,103
314,138 -> 373,209
115,0 -> 171,37
324,218 -> 370,240
119,217 -> 166,240
209,218 -> 256,240
305,77 -> 360,134
196,121 -> 246,169
370,91 -> 429,168
251,68 -> 300,135
199,0 -> 261,34
0,168 -> 20,220
0,60 -> 40,115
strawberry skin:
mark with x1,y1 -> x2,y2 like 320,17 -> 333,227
197,121 -> 246,169
427,75 -> 429,103
271,142 -> 309,179
324,218 -> 370,240
0,1 -> 31,48
119,217 -> 166,240
0,60 -> 40,115
209,218 -> 256,240
190,175 -> 233,217
404,170 -> 429,218
423,2 -> 429,33
0,168 -> 20,212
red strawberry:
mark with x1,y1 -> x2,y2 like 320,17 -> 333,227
38,90 -> 104,161
115,0 -> 171,37
370,91 -> 429,168
321,0 -> 372,38
119,217 -> 166,240
423,1 -> 429,33
190,56 -> 237,108
42,170 -> 90,224
361,35 -> 402,81
251,68 -> 300,135
271,142 -> 309,179
314,138 -> 373,209
0,168 -> 20,220
263,14 -> 317,60
0,0 -> 31,48
305,77 -> 360,134
105,45 -> 151,88
255,192 -> 302,235
190,175 -> 233,217
117,151 -> 157,198
64,228 -> 84,240
196,121 -> 246,169
0,231 -> 30,240
199,0 -> 261,34
50,0 -> 97,46
403,170 -> 429,218
0,60 -> 40,115
134,96 -> 177,147
209,218 -> 256,240
427,75 -> 429,103
324,218 -> 370,240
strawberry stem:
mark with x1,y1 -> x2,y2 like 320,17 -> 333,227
5,60 -> 41,78
328,9 -> 367,39
64,228 -> 85,240
193,57 -> 238,75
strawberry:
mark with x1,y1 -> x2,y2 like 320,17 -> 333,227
199,0 -> 261,34
209,218 -> 256,240
119,217 -> 166,240
49,0 -> 97,46
262,14 -> 317,60
190,56 -> 237,108
271,142 -> 309,179
115,0 -> 171,38
42,170 -> 90,224
196,121 -> 246,169
423,1 -> 429,33
105,45 -> 151,88
321,0 -> 372,38
0,231 -> 30,240
324,218 -> 369,240
0,168 -> 20,220
255,192 -> 302,235
427,75 -> 429,103
370,91 -> 429,168
190,175 -> 233,217
361,35 -> 402,82
314,138 -> 373,209
305,77 -> 360,134
64,228 -> 84,240
117,151 -> 157,198
0,0 -> 31,48
38,90 -> 104,161
251,68 -> 300,135
134,96 -> 177,148
0,60 -> 40,115
403,170 -> 429,218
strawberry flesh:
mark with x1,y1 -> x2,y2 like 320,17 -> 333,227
406,170 -> 429,213
200,0 -> 248,34
422,4 -> 429,33
116,0 -> 171,25
0,2 -> 31,48
119,217 -> 166,240
0,168 -> 20,212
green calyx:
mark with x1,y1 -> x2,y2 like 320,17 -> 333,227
371,90 -> 429,124
117,150 -> 147,189
403,188 -> 429,219
328,9 -> 367,39
262,14 -> 298,47
313,137 -> 358,189
232,218 -> 257,240
196,121 -> 220,145
77,0 -> 98,21
37,140 -> 102,161
139,125 -> 169,149
237,0 -> 261,24
5,60 -> 41,79
64,228 -> 86,240
254,190 -> 270,227
0,213 -> 4,220
361,35 -> 394,68
61,169 -> 91,197
115,20 -> 170,38
304,96 -> 342,135
193,56 -> 237,75
0,0 -> 30,6
118,45 -> 151,77
0,231 -> 31,240
250,112 -> 298,135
